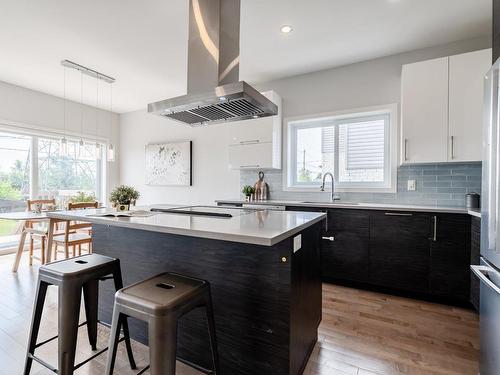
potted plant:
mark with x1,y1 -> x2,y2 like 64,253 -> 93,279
109,185 -> 140,211
242,185 -> 255,202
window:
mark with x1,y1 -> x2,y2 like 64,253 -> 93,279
37,137 -> 102,209
287,105 -> 397,192
0,128 -> 107,249
0,132 -> 31,249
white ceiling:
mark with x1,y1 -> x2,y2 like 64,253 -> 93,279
0,0 -> 491,113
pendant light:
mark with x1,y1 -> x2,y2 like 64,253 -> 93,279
78,71 -> 84,157
95,77 -> 101,160
107,83 -> 116,162
59,66 -> 68,156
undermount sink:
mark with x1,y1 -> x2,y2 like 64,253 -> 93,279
300,201 -> 359,205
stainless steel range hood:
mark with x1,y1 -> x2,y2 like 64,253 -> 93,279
148,0 -> 278,126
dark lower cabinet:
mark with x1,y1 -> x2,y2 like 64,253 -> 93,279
321,210 -> 370,284
470,216 -> 481,310
429,214 -> 471,301
286,206 -> 474,306
369,212 -> 431,294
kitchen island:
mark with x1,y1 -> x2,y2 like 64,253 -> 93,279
46,206 -> 326,375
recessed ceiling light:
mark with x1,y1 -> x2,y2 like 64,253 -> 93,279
280,25 -> 293,34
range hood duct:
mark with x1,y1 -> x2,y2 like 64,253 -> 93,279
148,0 -> 278,126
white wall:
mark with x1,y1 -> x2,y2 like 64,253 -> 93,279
119,110 -> 239,205
0,80 -> 120,197
119,36 -> 491,205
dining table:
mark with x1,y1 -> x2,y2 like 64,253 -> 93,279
0,211 -> 67,272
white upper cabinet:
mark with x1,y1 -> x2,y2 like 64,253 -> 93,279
401,57 -> 449,164
449,49 -> 492,162
401,48 -> 492,164
228,91 -> 282,170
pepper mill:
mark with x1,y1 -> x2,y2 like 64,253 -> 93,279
254,171 -> 269,201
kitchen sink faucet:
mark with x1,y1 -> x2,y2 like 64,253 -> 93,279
320,172 -> 341,202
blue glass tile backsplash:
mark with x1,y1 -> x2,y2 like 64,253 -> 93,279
240,162 -> 482,207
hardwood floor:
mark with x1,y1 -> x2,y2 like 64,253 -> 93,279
0,254 -> 479,375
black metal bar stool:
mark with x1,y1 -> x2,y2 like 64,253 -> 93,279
23,254 -> 137,375
105,272 -> 220,375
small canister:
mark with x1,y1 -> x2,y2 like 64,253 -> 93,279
466,192 -> 480,209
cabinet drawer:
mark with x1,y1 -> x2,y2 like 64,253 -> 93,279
228,142 -> 274,169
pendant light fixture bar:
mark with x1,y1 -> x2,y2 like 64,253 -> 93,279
61,59 -> 115,84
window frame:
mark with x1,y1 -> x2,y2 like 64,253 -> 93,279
284,104 -> 398,193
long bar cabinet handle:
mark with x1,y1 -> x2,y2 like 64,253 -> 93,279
384,212 -> 413,216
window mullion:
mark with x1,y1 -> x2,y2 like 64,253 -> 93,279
30,136 -> 38,199
333,124 -> 340,182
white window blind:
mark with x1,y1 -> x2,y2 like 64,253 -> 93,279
321,127 -> 335,154
344,119 -> 385,170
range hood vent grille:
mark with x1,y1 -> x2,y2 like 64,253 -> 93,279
163,111 -> 207,124
218,99 -> 263,117
161,98 -> 266,125
190,105 -> 230,121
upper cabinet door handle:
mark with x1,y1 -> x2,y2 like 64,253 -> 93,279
385,212 -> 412,216
432,215 -> 437,242
239,140 -> 260,144
404,138 -> 408,161
451,136 -> 455,159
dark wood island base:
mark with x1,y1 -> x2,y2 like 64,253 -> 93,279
92,221 -> 323,375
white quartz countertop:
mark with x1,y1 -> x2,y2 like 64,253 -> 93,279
215,199 -> 482,217
46,205 -> 326,246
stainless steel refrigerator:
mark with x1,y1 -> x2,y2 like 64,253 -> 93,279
471,57 -> 500,375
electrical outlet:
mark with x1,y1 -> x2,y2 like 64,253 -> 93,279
407,179 -> 416,191
293,234 -> 302,253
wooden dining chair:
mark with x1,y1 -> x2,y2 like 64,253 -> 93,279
25,199 -> 56,266
52,201 -> 98,259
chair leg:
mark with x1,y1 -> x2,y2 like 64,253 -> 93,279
82,279 -> 99,350
111,265 -> 136,369
105,308 -> 123,375
29,235 -> 34,266
57,284 -> 82,375
12,229 -> 28,272
121,317 -> 137,369
41,238 -> 46,265
64,244 -> 69,259
54,244 -> 58,260
23,279 -> 49,375
78,244 -> 82,256
205,292 -> 221,374
149,316 -> 177,375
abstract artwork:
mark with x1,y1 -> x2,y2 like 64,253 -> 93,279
145,141 -> 192,186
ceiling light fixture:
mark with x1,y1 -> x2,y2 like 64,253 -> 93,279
280,25 -> 293,34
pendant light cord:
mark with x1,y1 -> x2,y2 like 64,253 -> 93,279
63,67 -> 66,137
80,71 -> 84,141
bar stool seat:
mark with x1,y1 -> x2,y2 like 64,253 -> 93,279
23,254 -> 136,375
40,253 -> 117,281
106,272 -> 220,375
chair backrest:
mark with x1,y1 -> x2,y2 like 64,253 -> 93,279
26,199 -> 56,228
27,199 -> 56,212
66,202 -> 98,231
68,202 -> 99,210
